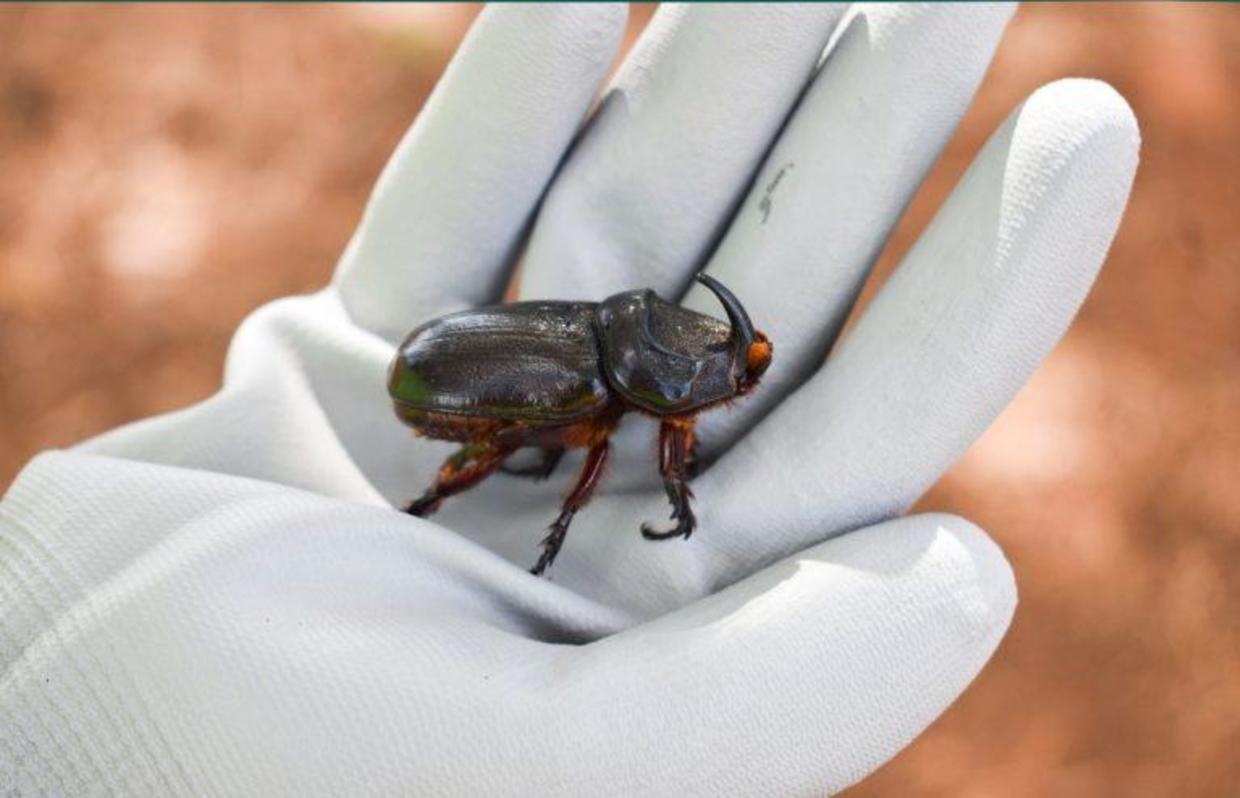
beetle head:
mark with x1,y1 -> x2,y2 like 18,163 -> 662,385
695,273 -> 772,396
596,275 -> 771,415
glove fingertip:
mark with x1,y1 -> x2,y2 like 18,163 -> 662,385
1022,77 -> 1141,182
919,512 -> 1018,640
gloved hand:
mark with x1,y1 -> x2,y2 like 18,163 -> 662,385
0,4 -> 1139,795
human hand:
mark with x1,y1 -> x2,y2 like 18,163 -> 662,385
1,4 -> 1138,795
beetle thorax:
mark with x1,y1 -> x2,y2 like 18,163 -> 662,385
595,290 -> 739,415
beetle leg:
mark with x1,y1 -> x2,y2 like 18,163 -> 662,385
641,418 -> 697,541
499,447 -> 565,481
531,440 -> 610,576
405,442 -> 510,517
683,437 -> 701,479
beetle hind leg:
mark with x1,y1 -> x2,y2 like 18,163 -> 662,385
641,418 -> 697,541
531,440 -> 610,576
405,442 -> 509,517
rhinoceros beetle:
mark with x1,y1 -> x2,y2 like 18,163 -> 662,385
388,273 -> 772,575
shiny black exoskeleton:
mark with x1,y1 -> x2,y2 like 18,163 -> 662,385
389,274 -> 772,575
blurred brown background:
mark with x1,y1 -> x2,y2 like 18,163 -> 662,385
0,3 -> 1236,795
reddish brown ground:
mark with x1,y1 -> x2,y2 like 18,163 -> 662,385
1,4 -> 1236,795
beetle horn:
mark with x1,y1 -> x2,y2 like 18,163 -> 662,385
695,273 -> 755,351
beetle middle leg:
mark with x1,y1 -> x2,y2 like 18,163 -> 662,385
531,440 -> 610,576
499,447 -> 565,481
641,418 -> 697,541
405,442 -> 512,517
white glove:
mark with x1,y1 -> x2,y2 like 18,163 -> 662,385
0,4 -> 1139,795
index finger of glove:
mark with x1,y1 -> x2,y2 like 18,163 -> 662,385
335,5 -> 627,342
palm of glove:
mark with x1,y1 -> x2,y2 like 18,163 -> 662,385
82,3 -> 1135,615
8,4 -> 1137,794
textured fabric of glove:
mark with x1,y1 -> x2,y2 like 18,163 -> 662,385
1,4 -> 1138,795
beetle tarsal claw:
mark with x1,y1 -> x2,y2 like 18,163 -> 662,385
642,474 -> 696,540
640,518 -> 695,541
531,512 -> 574,576
405,495 -> 442,517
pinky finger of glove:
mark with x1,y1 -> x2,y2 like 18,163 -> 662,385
562,512 -> 1016,795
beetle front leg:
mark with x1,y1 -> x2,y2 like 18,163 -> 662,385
406,442 -> 509,516
532,440 -> 610,576
641,418 -> 697,541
